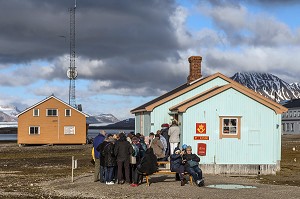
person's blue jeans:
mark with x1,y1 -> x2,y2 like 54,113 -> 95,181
185,166 -> 202,182
99,165 -> 105,183
105,166 -> 114,182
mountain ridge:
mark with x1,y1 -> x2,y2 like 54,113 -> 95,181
231,72 -> 300,102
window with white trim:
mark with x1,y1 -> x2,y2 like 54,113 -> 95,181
33,109 -> 39,117
65,109 -> 71,117
46,109 -> 58,116
64,126 -> 75,135
29,126 -> 40,135
219,116 -> 241,139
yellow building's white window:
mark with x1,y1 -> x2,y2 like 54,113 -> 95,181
29,126 -> 40,135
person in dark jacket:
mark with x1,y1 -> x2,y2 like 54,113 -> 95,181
130,148 -> 158,187
170,147 -> 186,186
114,133 -> 133,184
96,137 -> 108,183
102,137 -> 117,185
93,130 -> 106,182
182,146 -> 204,187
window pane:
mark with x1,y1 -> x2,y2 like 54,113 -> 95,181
222,118 -> 238,135
33,109 -> 39,116
66,109 -> 71,116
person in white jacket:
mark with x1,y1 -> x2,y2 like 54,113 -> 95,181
168,120 -> 180,155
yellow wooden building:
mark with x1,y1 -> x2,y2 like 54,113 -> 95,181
17,95 -> 89,145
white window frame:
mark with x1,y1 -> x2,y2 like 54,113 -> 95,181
65,109 -> 71,117
29,126 -> 40,135
64,126 -> 75,135
33,109 -> 39,117
46,109 -> 58,116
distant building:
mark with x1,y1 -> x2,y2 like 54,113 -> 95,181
131,56 -> 287,175
17,95 -> 89,145
282,99 -> 300,134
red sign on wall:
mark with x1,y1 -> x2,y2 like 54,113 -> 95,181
194,136 -> 209,140
196,123 -> 206,134
197,143 -> 207,156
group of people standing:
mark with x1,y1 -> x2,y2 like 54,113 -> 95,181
92,120 -> 204,187
92,130 -> 158,186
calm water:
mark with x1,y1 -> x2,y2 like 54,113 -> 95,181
0,129 -> 134,141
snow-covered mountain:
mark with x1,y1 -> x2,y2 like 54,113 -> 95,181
231,72 -> 300,102
87,113 -> 120,126
0,105 -> 20,122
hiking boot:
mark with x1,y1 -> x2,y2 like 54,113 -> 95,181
197,179 -> 204,187
181,180 -> 185,186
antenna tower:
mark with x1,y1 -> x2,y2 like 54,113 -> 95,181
67,0 -> 77,107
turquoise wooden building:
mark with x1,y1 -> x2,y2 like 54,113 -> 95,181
131,56 -> 287,175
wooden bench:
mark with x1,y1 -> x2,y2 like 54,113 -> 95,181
143,161 -> 193,186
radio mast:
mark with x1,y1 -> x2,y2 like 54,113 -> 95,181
67,0 -> 77,107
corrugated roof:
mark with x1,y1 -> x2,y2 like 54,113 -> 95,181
283,99 -> 300,108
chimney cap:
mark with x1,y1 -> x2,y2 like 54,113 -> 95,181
188,56 -> 202,62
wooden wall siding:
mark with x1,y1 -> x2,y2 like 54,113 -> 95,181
200,164 -> 277,175
149,77 -> 229,133
18,98 -> 86,144
135,113 -> 141,135
134,112 -> 151,135
181,88 -> 281,165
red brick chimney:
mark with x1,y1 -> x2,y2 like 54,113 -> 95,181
187,56 -> 202,84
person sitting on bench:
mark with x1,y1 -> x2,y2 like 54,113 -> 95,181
182,146 -> 204,187
170,147 -> 186,186
130,148 -> 158,187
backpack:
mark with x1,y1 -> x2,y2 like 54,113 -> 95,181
132,144 -> 139,157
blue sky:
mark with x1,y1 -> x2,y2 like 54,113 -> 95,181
0,0 -> 300,120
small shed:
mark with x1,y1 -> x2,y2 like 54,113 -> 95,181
131,56 -> 287,174
17,95 -> 89,145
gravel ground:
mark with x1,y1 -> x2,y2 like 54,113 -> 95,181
38,173 -> 300,199
0,134 -> 299,199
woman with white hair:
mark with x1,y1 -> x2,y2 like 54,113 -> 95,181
182,146 -> 204,187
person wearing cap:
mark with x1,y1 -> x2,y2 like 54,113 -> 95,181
182,146 -> 204,187
168,120 -> 181,155
170,147 -> 186,186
